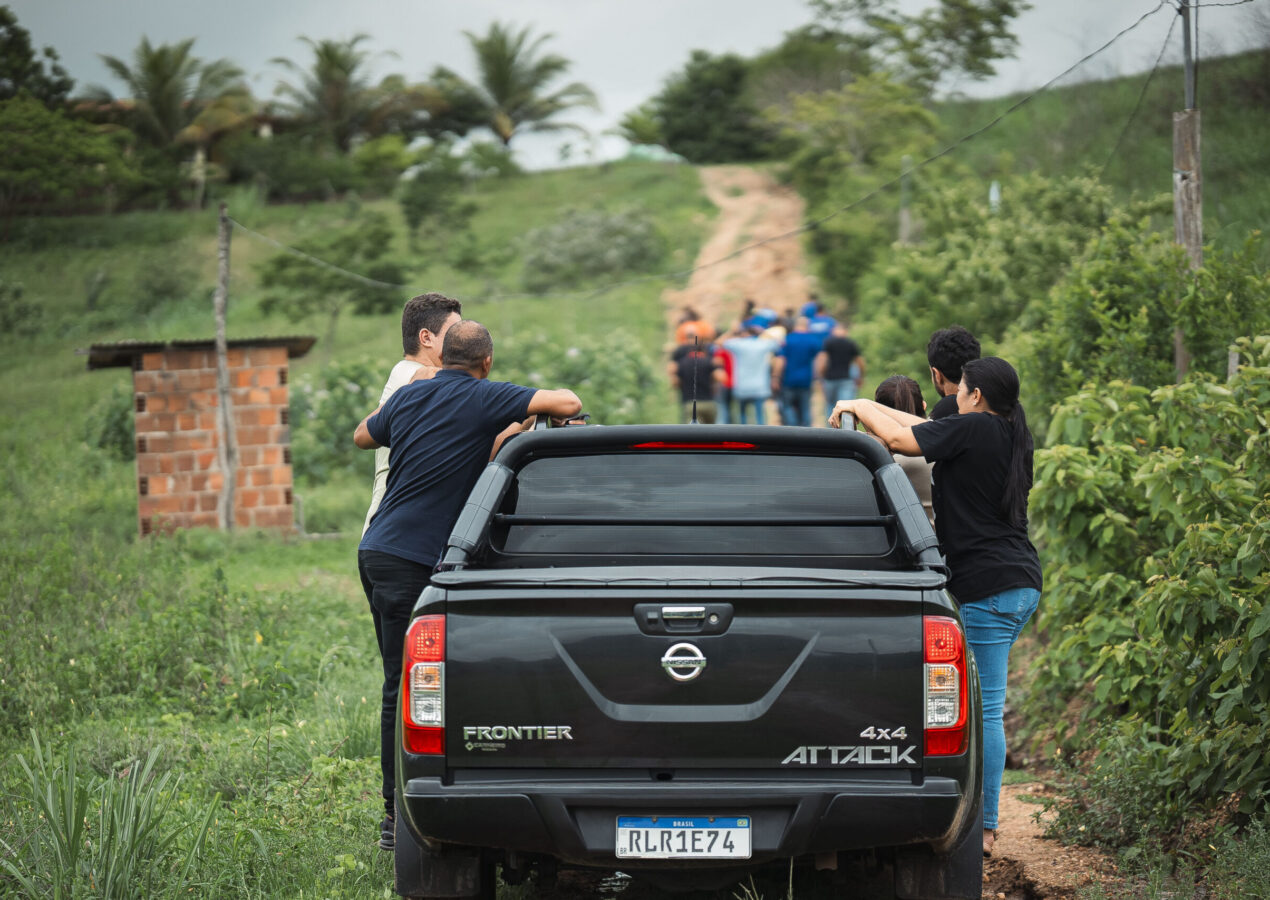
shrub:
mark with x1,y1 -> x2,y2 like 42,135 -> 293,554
133,249 -> 200,314
288,358 -> 381,483
1024,335 -> 1270,847
221,134 -> 361,202
0,278 -> 41,337
495,330 -> 659,425
1019,224 -> 1270,431
83,382 -> 136,461
520,208 -> 665,294
350,134 -> 412,196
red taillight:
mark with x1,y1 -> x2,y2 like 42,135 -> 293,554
402,615 -> 445,756
923,615 -> 969,756
630,442 -> 757,450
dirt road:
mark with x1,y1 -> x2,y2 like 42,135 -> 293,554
661,165 -> 814,341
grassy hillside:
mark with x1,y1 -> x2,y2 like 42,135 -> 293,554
932,49 -> 1270,253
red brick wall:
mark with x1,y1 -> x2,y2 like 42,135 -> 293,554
132,346 -> 294,535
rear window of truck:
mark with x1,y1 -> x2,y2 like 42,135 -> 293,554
490,451 -> 893,560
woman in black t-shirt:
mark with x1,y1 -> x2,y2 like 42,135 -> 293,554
829,357 -> 1041,858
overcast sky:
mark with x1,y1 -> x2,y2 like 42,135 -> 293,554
11,0 -> 1267,168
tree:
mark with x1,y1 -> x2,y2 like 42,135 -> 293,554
397,144 -> 475,255
808,0 -> 1027,93
612,102 -> 663,148
271,34 -> 390,153
0,6 -> 74,107
259,212 -> 404,349
652,51 -> 774,163
93,36 -> 248,149
440,22 -> 599,147
747,25 -> 875,117
0,94 -> 139,230
771,71 -> 938,303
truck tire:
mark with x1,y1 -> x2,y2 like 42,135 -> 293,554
394,815 -> 495,900
892,792 -> 984,900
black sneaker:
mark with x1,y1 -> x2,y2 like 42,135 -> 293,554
379,815 -> 395,851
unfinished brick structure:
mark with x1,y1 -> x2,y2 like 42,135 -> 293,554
86,337 -> 315,536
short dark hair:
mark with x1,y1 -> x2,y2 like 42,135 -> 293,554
442,320 -> 493,371
402,292 -> 461,355
926,326 -> 980,383
874,375 -> 925,417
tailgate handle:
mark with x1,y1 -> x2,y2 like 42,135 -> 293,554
662,606 -> 706,621
636,603 -> 733,635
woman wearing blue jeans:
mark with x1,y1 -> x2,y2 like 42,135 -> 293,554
830,357 -> 1042,858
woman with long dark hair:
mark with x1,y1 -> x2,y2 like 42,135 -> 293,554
829,356 -> 1042,857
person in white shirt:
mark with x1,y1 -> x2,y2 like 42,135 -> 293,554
361,292 -> 462,536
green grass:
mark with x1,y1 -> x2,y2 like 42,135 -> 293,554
931,49 -> 1270,257
0,160 -> 712,897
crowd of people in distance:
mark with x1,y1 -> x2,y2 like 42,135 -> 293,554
668,299 -> 865,426
356,292 -> 1040,864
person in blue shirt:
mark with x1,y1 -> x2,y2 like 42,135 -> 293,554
775,316 -> 826,426
352,320 -> 582,850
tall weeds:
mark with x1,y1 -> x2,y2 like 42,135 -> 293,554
1,732 -> 215,899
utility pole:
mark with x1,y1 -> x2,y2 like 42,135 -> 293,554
898,155 -> 914,245
213,203 -> 238,531
1172,0 -> 1201,381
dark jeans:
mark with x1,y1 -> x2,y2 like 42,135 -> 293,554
779,386 -> 812,427
358,549 -> 433,807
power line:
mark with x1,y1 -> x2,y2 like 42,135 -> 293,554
227,0 -> 1195,306
1100,8 -> 1180,173
228,217 -> 406,290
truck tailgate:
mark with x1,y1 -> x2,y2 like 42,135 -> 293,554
442,582 -> 925,770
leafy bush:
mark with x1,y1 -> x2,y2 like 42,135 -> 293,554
461,140 -> 521,179
397,143 -> 477,261
134,249 -> 201,313
0,278 -> 41,337
221,133 -> 361,202
350,134 -> 412,196
850,173 -> 1130,392
1024,335 -> 1270,845
1019,224 -> 1270,430
83,382 -> 136,461
288,358 -> 380,484
495,330 -> 659,425
520,208 -> 665,294
259,211 -> 405,341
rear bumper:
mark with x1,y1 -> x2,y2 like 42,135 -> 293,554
400,773 -> 971,868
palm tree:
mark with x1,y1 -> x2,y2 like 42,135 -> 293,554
270,34 -> 390,153
450,22 -> 599,147
94,37 -> 248,149
91,37 -> 251,207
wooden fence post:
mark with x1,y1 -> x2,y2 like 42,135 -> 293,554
213,203 -> 238,530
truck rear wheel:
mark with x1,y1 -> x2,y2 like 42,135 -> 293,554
892,792 -> 984,900
394,815 -> 495,900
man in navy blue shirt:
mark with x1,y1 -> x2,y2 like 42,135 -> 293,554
353,319 -> 582,849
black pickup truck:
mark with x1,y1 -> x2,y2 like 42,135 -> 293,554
393,425 -> 982,899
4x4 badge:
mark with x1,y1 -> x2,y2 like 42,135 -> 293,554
661,642 -> 706,682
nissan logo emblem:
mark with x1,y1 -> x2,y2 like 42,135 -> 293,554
661,642 -> 706,682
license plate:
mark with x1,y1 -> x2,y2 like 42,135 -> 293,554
615,815 -> 751,859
